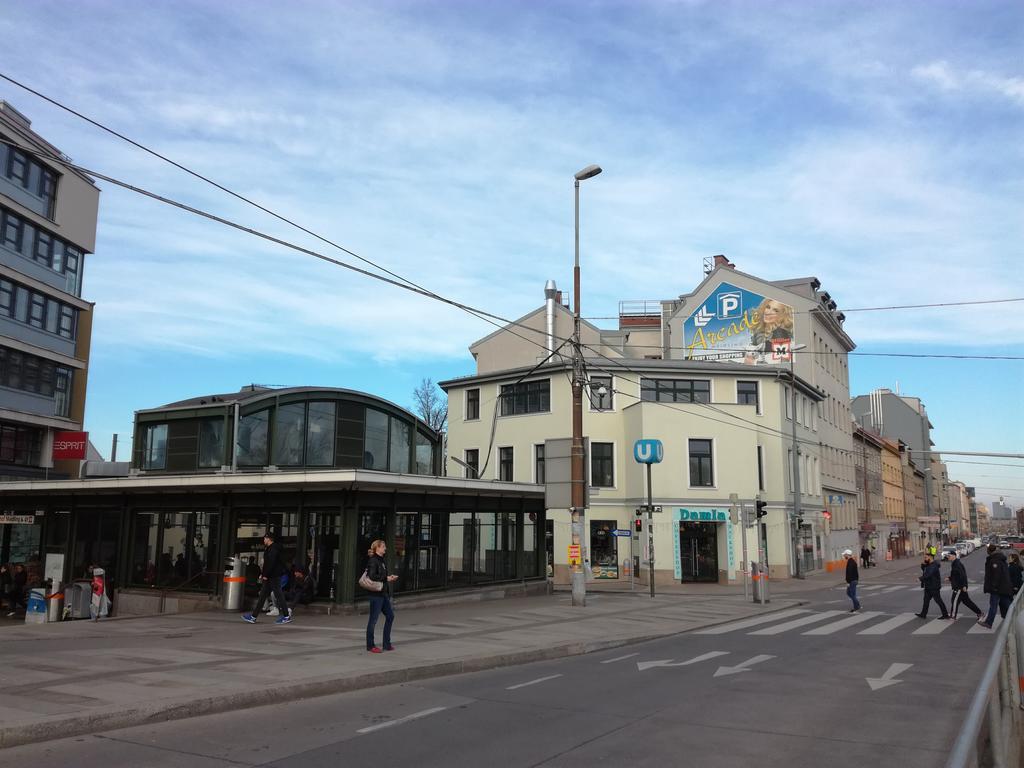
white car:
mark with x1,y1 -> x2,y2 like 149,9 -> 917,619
941,546 -> 959,561
955,542 -> 969,556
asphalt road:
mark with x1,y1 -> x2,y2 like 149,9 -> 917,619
1,551 -> 997,768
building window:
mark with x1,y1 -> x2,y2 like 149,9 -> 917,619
591,442 -> 614,487
640,378 -> 710,404
499,446 -> 514,481
363,408 -> 389,470
143,423 -> 168,470
534,444 -> 545,485
27,292 -> 45,329
236,409 -> 270,466
589,375 -> 613,410
306,401 -> 336,466
0,421 -> 42,466
737,381 -> 759,412
757,445 -> 765,491
272,402 -> 306,466
499,379 -> 550,416
464,448 -> 479,479
1,210 -> 23,251
5,147 -> 29,187
414,431 -> 433,475
38,169 -> 57,216
58,304 -> 75,338
34,230 -> 53,267
0,279 -> 11,316
54,366 -> 71,417
198,419 -> 225,468
466,388 -> 480,420
389,417 -> 411,473
688,439 -> 714,487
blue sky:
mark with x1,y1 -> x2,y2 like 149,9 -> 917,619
1,1 -> 1021,509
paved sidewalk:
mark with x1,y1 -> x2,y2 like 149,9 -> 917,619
0,591 -> 800,749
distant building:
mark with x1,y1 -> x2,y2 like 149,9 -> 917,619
0,102 -> 98,481
992,499 -> 1014,520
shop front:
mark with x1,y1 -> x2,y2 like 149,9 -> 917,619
673,508 -> 733,584
0,470 -> 546,614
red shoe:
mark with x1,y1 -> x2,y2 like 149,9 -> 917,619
368,646 -> 383,653
384,645 -> 395,651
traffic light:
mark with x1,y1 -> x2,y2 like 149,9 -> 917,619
756,500 -> 768,519
822,510 -> 831,521
797,517 -> 804,527
634,518 -> 643,533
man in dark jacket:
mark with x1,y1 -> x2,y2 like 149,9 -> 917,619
242,532 -> 292,625
916,552 -> 950,619
981,544 -> 1014,629
860,546 -> 871,569
948,551 -> 983,620
6,563 -> 28,617
843,549 -> 861,612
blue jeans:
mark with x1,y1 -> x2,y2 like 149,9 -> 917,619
846,581 -> 860,610
366,594 -> 394,649
985,593 -> 1012,626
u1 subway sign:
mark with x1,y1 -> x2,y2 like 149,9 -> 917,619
633,439 -> 664,464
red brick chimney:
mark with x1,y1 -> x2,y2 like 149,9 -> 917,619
713,254 -> 735,269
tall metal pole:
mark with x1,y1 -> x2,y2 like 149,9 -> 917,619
570,178 -> 586,608
790,353 -> 803,578
741,502 -> 749,601
647,462 -> 655,599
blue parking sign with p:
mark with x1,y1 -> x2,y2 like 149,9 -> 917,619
717,291 -> 742,319
633,439 -> 664,464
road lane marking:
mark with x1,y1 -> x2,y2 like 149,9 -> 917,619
637,652 -> 729,672
506,674 -> 563,690
968,620 -> 999,634
881,586 -> 905,593
694,609 -> 809,634
749,610 -> 845,635
866,662 -> 913,691
713,654 -> 775,677
912,618 -> 957,635
860,585 -> 887,591
803,611 -> 883,635
600,653 -> 639,664
857,613 -> 918,635
356,707 -> 448,734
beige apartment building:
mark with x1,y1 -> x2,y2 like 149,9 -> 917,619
880,437 -> 909,557
443,258 -> 857,585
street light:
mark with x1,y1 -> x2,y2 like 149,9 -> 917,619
570,164 -> 602,608
787,343 -> 807,579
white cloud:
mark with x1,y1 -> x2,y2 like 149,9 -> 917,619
913,60 -> 1024,106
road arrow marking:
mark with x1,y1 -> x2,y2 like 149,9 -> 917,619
637,651 -> 729,672
713,654 -> 775,678
866,663 -> 913,691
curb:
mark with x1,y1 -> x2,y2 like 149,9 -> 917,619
0,601 -> 800,750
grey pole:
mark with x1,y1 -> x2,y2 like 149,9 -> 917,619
647,462 -> 655,599
790,350 -> 804,578
569,164 -> 601,608
742,503 -> 749,601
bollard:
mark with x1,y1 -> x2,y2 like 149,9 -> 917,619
46,582 -> 64,623
223,555 -> 245,611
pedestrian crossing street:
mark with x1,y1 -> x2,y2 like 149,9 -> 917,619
695,606 -> 999,638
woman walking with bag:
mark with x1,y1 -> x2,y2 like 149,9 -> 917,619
363,540 -> 398,653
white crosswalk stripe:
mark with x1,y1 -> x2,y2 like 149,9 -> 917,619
880,586 -> 905,593
968,619 -> 999,634
803,611 -> 883,635
857,613 -> 918,635
912,617 -> 960,635
694,609 -> 809,635
749,610 -> 846,635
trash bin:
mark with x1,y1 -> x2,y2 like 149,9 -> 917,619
223,555 -> 244,611
66,580 -> 92,619
46,582 -> 64,623
24,587 -> 46,624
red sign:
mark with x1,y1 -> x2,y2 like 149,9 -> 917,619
52,431 -> 88,460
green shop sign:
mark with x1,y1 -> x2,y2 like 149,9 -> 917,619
678,509 -> 727,522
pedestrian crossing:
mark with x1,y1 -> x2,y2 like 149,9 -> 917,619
694,608 -> 999,638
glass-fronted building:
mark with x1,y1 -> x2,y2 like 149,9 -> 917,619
0,386 -> 546,613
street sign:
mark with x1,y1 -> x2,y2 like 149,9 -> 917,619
0,514 -> 35,525
567,544 -> 581,566
633,439 -> 664,464
612,529 -> 632,537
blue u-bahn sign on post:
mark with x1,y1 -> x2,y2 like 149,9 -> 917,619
633,439 -> 664,465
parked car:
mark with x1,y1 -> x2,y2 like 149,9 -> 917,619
955,542 -> 969,556
999,540 -> 1011,549
941,546 -> 959,561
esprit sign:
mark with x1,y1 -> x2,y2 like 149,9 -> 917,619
52,431 -> 88,460
633,439 -> 664,464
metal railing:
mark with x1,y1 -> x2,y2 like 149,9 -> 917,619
947,588 -> 1024,768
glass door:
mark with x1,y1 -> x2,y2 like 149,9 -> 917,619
306,511 -> 340,600
394,512 -> 444,593
679,522 -> 718,583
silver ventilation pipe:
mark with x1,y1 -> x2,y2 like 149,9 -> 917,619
544,279 -> 558,354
